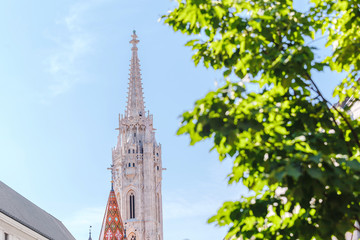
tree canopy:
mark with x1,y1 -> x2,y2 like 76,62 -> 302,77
163,0 -> 360,239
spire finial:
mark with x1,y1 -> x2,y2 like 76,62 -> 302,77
107,164 -> 114,191
130,30 -> 139,50
88,226 -> 92,240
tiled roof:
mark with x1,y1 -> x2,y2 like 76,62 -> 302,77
99,188 -> 125,240
0,180 -> 75,240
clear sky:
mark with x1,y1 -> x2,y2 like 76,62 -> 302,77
0,0 -> 344,240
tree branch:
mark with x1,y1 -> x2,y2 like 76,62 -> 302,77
332,105 -> 360,148
306,72 -> 360,153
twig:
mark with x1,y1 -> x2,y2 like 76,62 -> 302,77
305,34 -> 329,46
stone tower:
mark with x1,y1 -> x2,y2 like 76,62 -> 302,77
111,31 -> 163,240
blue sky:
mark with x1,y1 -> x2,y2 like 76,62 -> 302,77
0,0 -> 344,239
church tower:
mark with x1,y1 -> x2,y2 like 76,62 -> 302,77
111,31 -> 164,240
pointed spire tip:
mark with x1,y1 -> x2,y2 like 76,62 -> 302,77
126,30 -> 145,118
88,225 -> 92,240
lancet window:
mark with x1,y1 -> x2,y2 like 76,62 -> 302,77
129,192 -> 135,219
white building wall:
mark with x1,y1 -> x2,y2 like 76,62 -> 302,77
0,212 -> 49,240
350,101 -> 360,119
0,228 -> 4,240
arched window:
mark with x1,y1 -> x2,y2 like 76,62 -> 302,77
132,149 -> 135,153
157,166 -> 159,170
128,149 -> 130,154
128,163 -> 131,167
133,163 -> 135,167
129,193 -> 135,219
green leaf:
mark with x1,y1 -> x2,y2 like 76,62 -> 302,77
306,168 -> 325,184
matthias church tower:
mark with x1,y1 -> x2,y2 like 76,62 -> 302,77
110,31 -> 163,240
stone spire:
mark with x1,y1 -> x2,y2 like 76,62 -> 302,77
99,185 -> 125,240
88,226 -> 92,240
112,31 -> 164,240
126,30 -> 145,118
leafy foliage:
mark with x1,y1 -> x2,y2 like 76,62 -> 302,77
163,0 -> 360,239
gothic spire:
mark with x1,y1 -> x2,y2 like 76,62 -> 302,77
88,226 -> 92,240
126,30 -> 145,118
99,185 -> 125,240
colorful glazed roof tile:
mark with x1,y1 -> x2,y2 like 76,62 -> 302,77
99,186 -> 125,240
